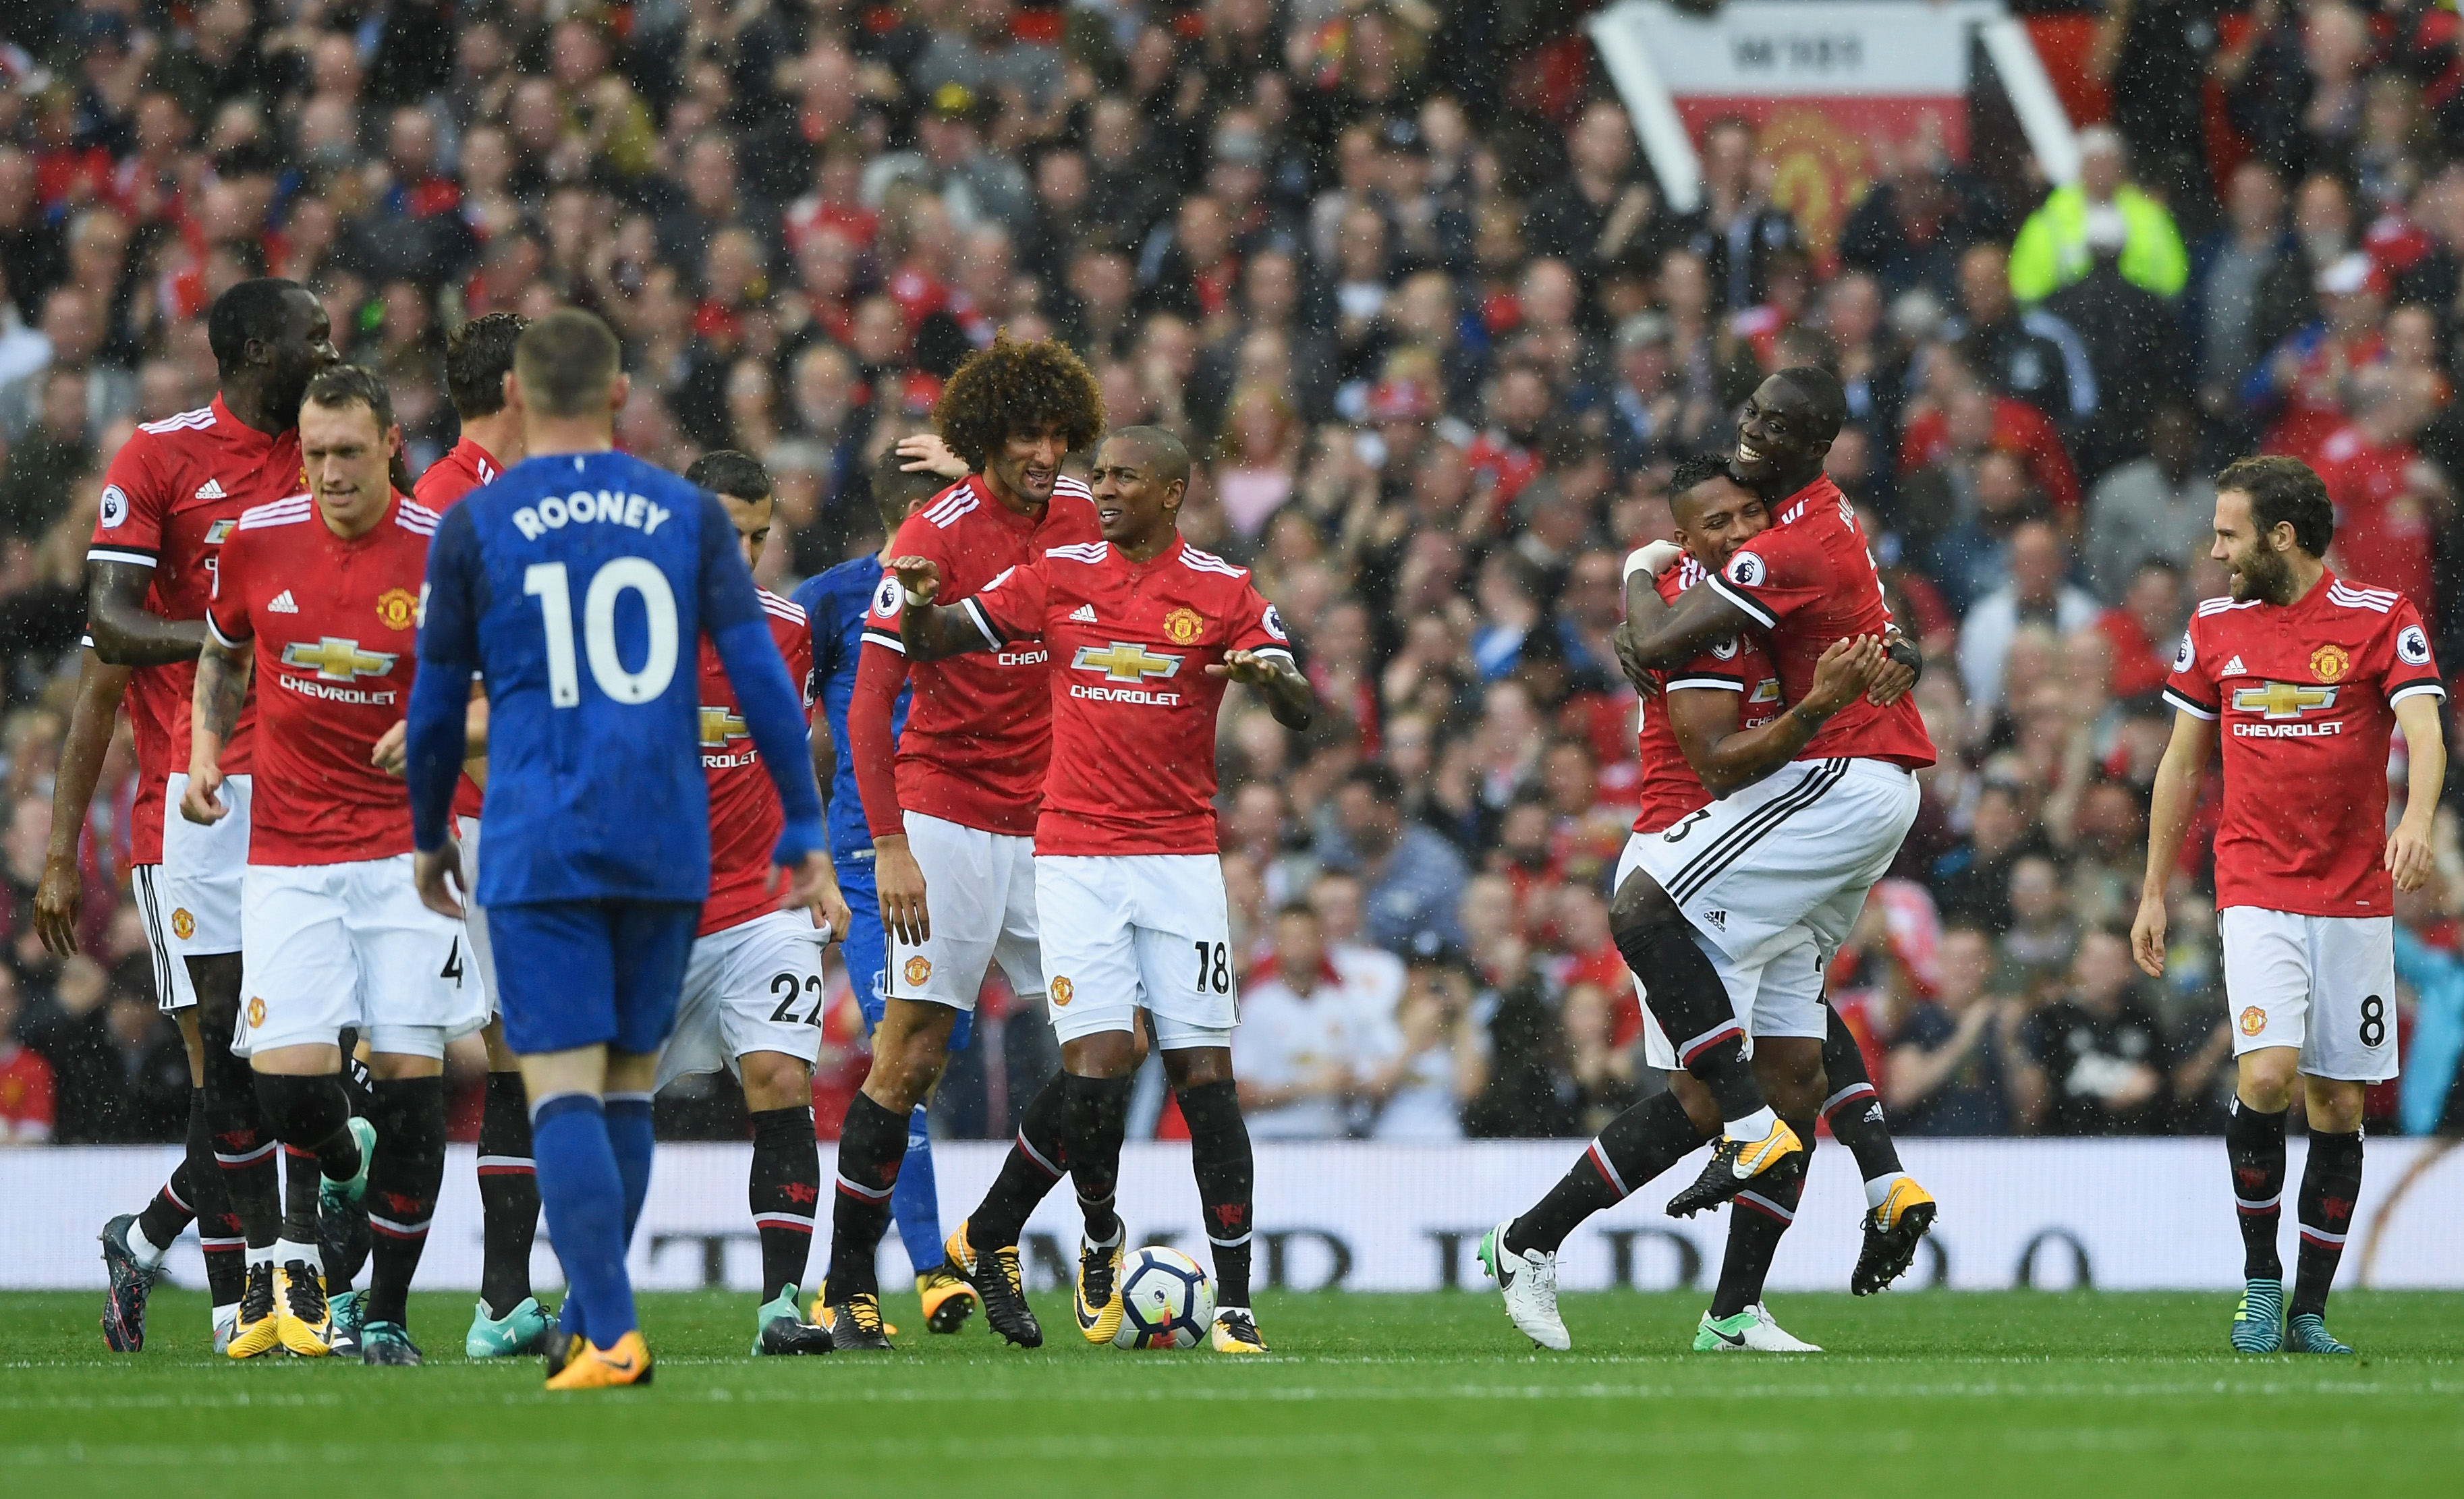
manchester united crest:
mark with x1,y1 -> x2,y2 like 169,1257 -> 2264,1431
1163,607 -> 1204,646
246,996 -> 267,1028
903,955 -> 932,987
1051,975 -> 1074,1007
171,908 -> 196,940
2310,644 -> 2350,683
2238,1005 -> 2267,1038
376,587 -> 419,631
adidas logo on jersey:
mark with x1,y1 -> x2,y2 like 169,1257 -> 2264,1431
2222,655 -> 2246,676
195,478 -> 227,500
1069,604 -> 1097,623
267,590 -> 300,614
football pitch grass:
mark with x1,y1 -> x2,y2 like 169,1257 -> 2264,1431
3,1290 -> 2457,1496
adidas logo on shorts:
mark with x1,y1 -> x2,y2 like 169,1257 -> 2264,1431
1704,909 -> 1728,931
267,590 -> 300,613
1069,604 -> 1097,623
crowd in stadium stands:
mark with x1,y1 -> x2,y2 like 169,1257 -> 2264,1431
1,0 -> 2463,1150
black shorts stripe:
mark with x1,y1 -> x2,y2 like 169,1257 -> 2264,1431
134,866 -> 178,1012
1665,758 -> 1849,907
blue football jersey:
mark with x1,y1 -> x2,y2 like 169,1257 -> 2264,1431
793,557 -> 912,866
413,451 -> 782,905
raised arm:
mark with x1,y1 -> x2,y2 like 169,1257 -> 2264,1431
885,556 -> 998,661
1667,635 -> 1886,798
1613,569 -> 1762,690
34,650 -> 134,956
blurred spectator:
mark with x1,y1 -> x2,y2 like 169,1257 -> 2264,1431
1320,764 -> 1468,954
1360,936 -> 1489,1140
1949,242 -> 2091,428
0,966 -> 56,1143
1886,921 -> 2023,1135
2009,127 -> 2189,303
2013,929 -> 2173,1135
2190,161 -> 2292,431
1957,521 -> 2104,714
2085,406 -> 2215,602
1235,903 -> 1403,1138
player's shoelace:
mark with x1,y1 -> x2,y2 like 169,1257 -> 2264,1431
281,1264 -> 330,1331
825,1294 -> 894,1351
1214,1309 -> 1266,1351
970,1245 -> 1042,1347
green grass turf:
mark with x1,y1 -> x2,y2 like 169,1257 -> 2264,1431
2,1289 -> 2457,1497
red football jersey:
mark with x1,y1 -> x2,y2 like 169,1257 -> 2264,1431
2162,573 -> 2445,917
87,399 -> 289,862
1631,557 -> 1785,836
860,474 -> 1099,837
2314,425 -> 2437,623
413,439 -> 505,821
966,536 -> 1293,856
203,493 -> 438,866
698,589 -> 817,937
1701,475 -> 1936,770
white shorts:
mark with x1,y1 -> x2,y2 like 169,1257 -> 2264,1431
1036,854 -> 1237,1048
130,865 -> 200,1013
883,811 -> 1044,1014
233,854 -> 484,1060
653,909 -> 830,1090
1630,758 -> 1918,965
161,772 -> 251,959
457,815 -> 501,1019
1617,834 -> 1828,1069
2218,907 -> 2399,1083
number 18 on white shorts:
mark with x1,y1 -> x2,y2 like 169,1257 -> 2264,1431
654,909 -> 831,1091
233,854 -> 485,1060
2217,907 -> 2399,1083
1036,855 -> 1237,1050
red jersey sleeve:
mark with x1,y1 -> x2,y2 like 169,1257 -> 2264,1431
2380,601 -> 2445,706
2160,614 -> 2220,720
90,434 -> 170,565
1668,634 -> 1751,694
1227,584 -> 1295,662
961,561 -> 1050,647
204,527 -> 252,646
1703,528 -> 1821,634
849,642 -> 909,841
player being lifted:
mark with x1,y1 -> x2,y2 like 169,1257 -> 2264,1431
793,437 -> 981,1337
893,426 -> 1316,1355
2134,455 -> 2445,1357
646,450 -> 834,1355
49,279 -> 336,1353
189,364 -> 485,1364
1599,369 -> 1935,1220
818,336 -> 1101,1349
406,310 -> 846,1390
393,312 -> 555,1358
1482,455 -> 1933,1353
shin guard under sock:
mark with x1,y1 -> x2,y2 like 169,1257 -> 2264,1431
822,1092 -> 908,1303
1818,1003 -> 1905,1190
364,1077 -> 447,1327
476,1071 -> 540,1319
2291,1129 -> 2363,1318
1509,1091 -> 1708,1255
891,1106 -> 947,1274
2226,1097 -> 2289,1282
1709,1127 -> 1814,1319
748,1105 -> 820,1295
531,1094 -> 636,1343
968,1071 -> 1071,1251
1175,1080 -> 1255,1307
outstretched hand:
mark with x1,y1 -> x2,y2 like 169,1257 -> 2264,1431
1206,648 -> 1284,685
885,555 -> 942,606
895,432 -> 971,480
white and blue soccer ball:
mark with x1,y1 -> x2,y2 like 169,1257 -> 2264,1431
1113,1246 -> 1214,1349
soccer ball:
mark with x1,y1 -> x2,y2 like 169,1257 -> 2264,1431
1113,1246 -> 1214,1349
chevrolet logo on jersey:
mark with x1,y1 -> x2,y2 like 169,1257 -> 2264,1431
1072,642 -> 1183,682
282,637 -> 399,681
700,706 -> 750,747
2232,681 -> 2338,719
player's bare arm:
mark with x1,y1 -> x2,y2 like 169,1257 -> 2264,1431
885,557 -> 999,661
34,650 -> 134,956
1668,635 -> 1886,798
2386,691 -> 2448,893
1206,648 -> 1314,731
1614,575 -> 1760,690
180,633 -> 253,825
84,559 -> 206,667
895,431 -> 972,480
2131,709 -> 2216,977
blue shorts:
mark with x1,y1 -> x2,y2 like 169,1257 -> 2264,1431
485,899 -> 700,1057
840,859 -> 970,1052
